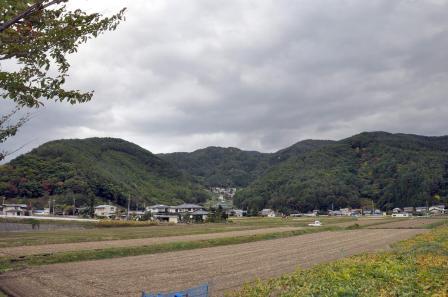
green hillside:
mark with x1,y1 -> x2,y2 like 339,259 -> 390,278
3,132 -> 448,213
159,147 -> 271,187
234,132 -> 448,213
159,140 -> 332,187
0,138 -> 208,208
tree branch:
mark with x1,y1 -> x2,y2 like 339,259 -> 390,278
0,0 -> 66,33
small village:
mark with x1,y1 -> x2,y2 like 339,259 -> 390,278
1,199 -> 446,224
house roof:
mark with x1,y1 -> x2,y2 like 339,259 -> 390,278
5,209 -> 25,212
2,204 -> 27,208
148,204 -> 170,209
175,203 -> 203,209
95,205 -> 115,209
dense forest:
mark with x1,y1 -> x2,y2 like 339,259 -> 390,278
159,140 -> 332,187
2,132 -> 448,212
0,138 -> 208,208
234,132 -> 448,213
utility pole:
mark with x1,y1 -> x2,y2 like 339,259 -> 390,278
371,199 -> 374,215
52,198 -> 55,215
48,199 -> 51,215
73,197 -> 76,216
127,193 -> 131,220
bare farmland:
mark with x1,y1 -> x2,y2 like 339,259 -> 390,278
366,218 -> 447,229
0,228 -> 425,297
0,226 -> 302,258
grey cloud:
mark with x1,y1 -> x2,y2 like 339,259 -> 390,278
2,0 -> 448,161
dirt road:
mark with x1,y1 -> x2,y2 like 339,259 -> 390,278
0,228 -> 425,297
0,227 -> 302,258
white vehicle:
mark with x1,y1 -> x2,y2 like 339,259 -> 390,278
392,213 -> 410,218
308,220 -> 322,227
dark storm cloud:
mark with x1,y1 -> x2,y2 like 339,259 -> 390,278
2,0 -> 448,161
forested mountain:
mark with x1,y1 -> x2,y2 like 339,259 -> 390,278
234,132 -> 448,213
159,147 -> 271,187
2,132 -> 448,213
159,140 -> 332,187
0,138 -> 208,208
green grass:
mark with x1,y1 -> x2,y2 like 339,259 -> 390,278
0,223 -> 266,248
228,224 -> 448,297
0,226 -> 342,273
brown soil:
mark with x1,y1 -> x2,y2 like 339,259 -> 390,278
0,228 -> 425,297
366,218 -> 448,229
0,227 -> 302,258
329,217 -> 393,228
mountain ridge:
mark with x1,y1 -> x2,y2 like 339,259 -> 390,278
2,132 -> 448,212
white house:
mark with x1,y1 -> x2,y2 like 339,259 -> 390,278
94,205 -> 117,218
429,205 -> 445,215
0,204 -> 27,216
146,203 -> 208,223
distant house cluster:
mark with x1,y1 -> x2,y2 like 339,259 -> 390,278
391,205 -> 446,216
328,208 -> 381,217
211,187 -> 237,201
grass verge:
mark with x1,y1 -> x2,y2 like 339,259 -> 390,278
0,227 -> 341,273
228,224 -> 448,297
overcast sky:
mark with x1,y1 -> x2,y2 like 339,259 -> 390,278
2,0 -> 448,161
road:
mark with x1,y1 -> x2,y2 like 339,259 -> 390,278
0,228 -> 425,297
